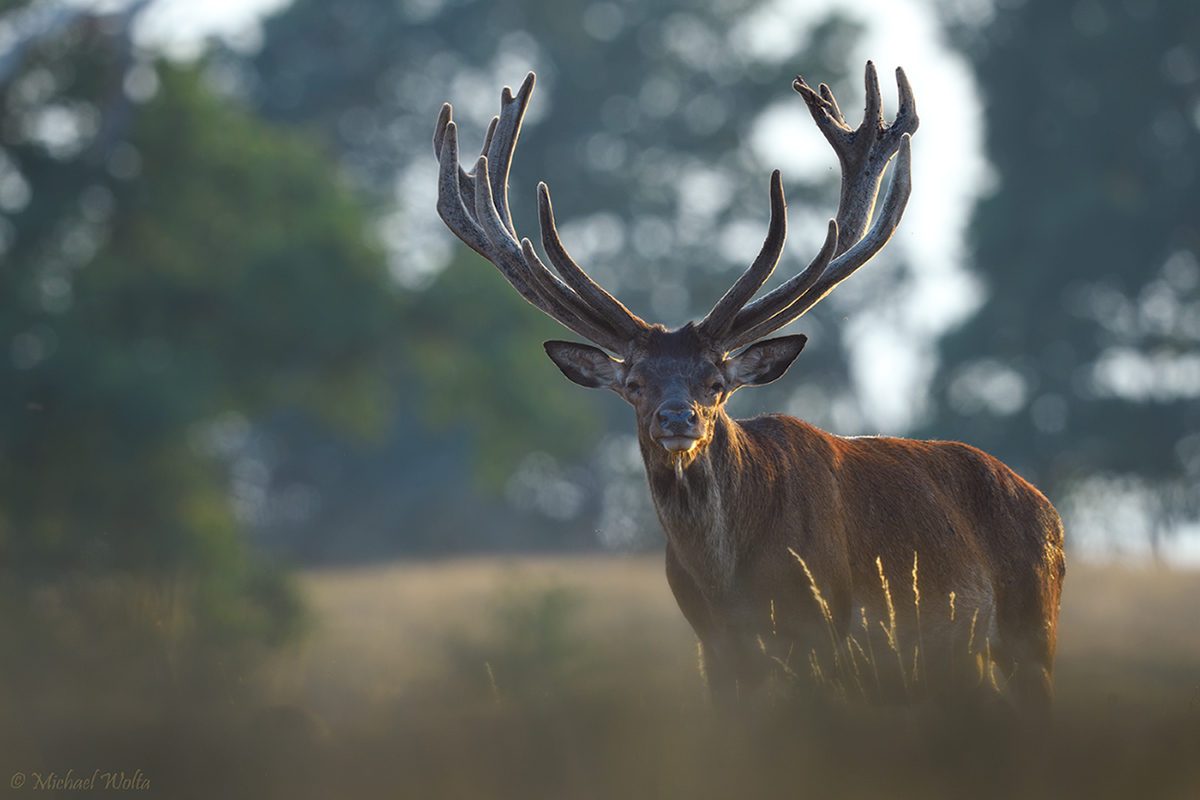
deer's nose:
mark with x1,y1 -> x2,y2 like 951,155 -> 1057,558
657,406 -> 698,435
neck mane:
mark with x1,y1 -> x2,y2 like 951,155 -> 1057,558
640,412 -> 752,591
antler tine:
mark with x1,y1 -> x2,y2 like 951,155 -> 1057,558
723,219 -> 838,351
727,134 -> 913,347
718,64 -> 917,349
537,183 -> 648,340
518,238 -> 632,350
473,153 -> 630,352
817,82 -> 844,127
435,73 -> 638,355
862,59 -> 883,131
484,73 -> 645,345
783,134 -> 913,317
436,116 -> 491,259
471,155 -> 533,276
485,73 -> 535,238
895,65 -> 917,123
434,103 -> 478,219
794,62 -> 919,255
697,170 -> 788,341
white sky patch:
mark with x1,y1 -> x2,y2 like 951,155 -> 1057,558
58,0 -> 293,60
844,317 -> 936,432
132,0 -> 292,58
738,0 -> 990,432
1163,523 -> 1200,567
747,101 -> 834,184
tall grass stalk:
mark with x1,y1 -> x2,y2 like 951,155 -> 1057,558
860,606 -> 883,700
789,549 -> 853,694
486,661 -> 501,704
948,591 -> 957,682
876,556 -> 909,692
771,551 -> 1032,706
913,551 -> 927,695
967,608 -> 979,655
841,632 -> 871,703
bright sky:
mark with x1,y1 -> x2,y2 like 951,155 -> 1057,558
130,0 -> 291,58
63,0 -> 289,59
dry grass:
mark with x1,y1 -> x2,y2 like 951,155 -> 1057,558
277,556 -> 700,727
1056,563 -> 1200,710
3,555 -> 1200,799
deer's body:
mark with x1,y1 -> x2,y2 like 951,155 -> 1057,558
620,325 -> 1065,707
434,65 -> 1066,713
652,402 -> 1064,706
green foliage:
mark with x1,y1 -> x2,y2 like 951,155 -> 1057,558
115,64 -> 396,438
0,15 -> 397,652
1,54 -> 396,572
929,1 -> 1200,499
406,251 -> 605,488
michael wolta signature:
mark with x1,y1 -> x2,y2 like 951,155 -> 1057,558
10,769 -> 150,791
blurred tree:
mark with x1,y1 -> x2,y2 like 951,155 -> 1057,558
237,0 -> 885,552
403,252 -> 605,486
0,0 -> 28,17
930,0 -> 1200,556
0,6 -> 397,630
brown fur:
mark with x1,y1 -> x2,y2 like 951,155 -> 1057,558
547,326 -> 1065,713
656,411 -> 1065,711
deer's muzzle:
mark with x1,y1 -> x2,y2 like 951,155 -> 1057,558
655,405 -> 703,452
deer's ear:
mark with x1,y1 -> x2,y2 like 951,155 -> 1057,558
725,334 -> 807,390
543,340 -> 624,390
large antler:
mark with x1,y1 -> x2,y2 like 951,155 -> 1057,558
433,73 -> 648,355
701,62 -> 918,352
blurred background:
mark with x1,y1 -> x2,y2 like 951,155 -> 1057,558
1,0 -> 1199,795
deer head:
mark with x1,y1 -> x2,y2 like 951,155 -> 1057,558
433,65 -> 917,473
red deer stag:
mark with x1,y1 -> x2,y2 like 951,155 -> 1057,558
433,65 -> 1065,712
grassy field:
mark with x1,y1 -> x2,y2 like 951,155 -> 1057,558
3,555 -> 1200,799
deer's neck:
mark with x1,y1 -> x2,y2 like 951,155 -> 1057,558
640,412 -> 754,592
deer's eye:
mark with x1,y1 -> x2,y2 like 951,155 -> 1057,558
625,381 -> 642,396
708,382 -> 724,397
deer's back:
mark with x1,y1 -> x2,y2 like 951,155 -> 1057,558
739,415 -> 1064,635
